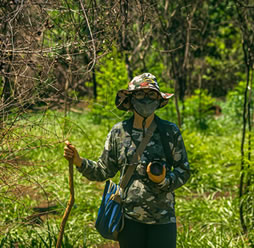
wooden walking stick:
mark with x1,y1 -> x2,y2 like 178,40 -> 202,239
56,51 -> 75,247
56,157 -> 75,248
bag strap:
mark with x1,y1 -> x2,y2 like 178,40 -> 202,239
155,116 -> 174,170
120,120 -> 157,189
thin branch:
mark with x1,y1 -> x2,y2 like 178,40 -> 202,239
182,2 -> 197,70
79,0 -> 96,73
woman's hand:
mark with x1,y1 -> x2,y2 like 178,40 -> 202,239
64,140 -> 82,167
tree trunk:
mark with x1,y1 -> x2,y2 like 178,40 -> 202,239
92,67 -> 97,100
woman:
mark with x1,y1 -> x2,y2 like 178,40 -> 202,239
64,73 -> 190,248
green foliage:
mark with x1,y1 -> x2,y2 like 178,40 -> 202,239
0,111 -> 114,247
226,81 -> 246,122
44,1 -> 82,46
1,0 -> 254,246
1,105 -> 253,247
176,195 -> 250,248
88,49 -> 130,125
182,130 -> 241,193
183,89 -> 216,130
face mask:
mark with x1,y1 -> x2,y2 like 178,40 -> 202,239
131,97 -> 160,118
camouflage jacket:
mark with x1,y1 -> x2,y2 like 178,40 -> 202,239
77,115 -> 190,224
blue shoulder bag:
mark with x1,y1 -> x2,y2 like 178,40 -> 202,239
95,121 -> 157,240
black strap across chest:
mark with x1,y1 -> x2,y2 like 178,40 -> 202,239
120,115 -> 174,190
123,115 -> 174,168
120,120 -> 157,189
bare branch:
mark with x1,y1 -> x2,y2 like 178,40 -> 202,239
79,0 -> 96,73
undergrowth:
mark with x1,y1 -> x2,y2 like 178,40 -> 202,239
0,104 -> 253,247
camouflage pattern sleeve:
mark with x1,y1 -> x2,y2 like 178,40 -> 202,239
158,127 -> 190,191
76,128 -> 119,182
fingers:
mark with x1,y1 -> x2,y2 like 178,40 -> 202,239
64,146 -> 74,159
146,162 -> 152,173
64,140 -> 76,159
162,165 -> 166,176
65,140 -> 76,152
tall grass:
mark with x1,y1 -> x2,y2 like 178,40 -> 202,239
0,106 -> 253,247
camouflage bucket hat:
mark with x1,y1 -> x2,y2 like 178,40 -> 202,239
115,73 -> 174,111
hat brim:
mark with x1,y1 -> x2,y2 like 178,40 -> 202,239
115,88 -> 174,111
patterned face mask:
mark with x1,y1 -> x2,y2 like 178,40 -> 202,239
131,97 -> 160,118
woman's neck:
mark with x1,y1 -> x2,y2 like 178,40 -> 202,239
133,111 -> 155,129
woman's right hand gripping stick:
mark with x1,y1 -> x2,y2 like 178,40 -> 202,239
64,140 -> 82,167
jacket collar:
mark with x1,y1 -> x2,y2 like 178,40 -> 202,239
123,114 -> 161,133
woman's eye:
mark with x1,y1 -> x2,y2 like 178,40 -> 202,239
135,92 -> 145,98
148,92 -> 158,98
